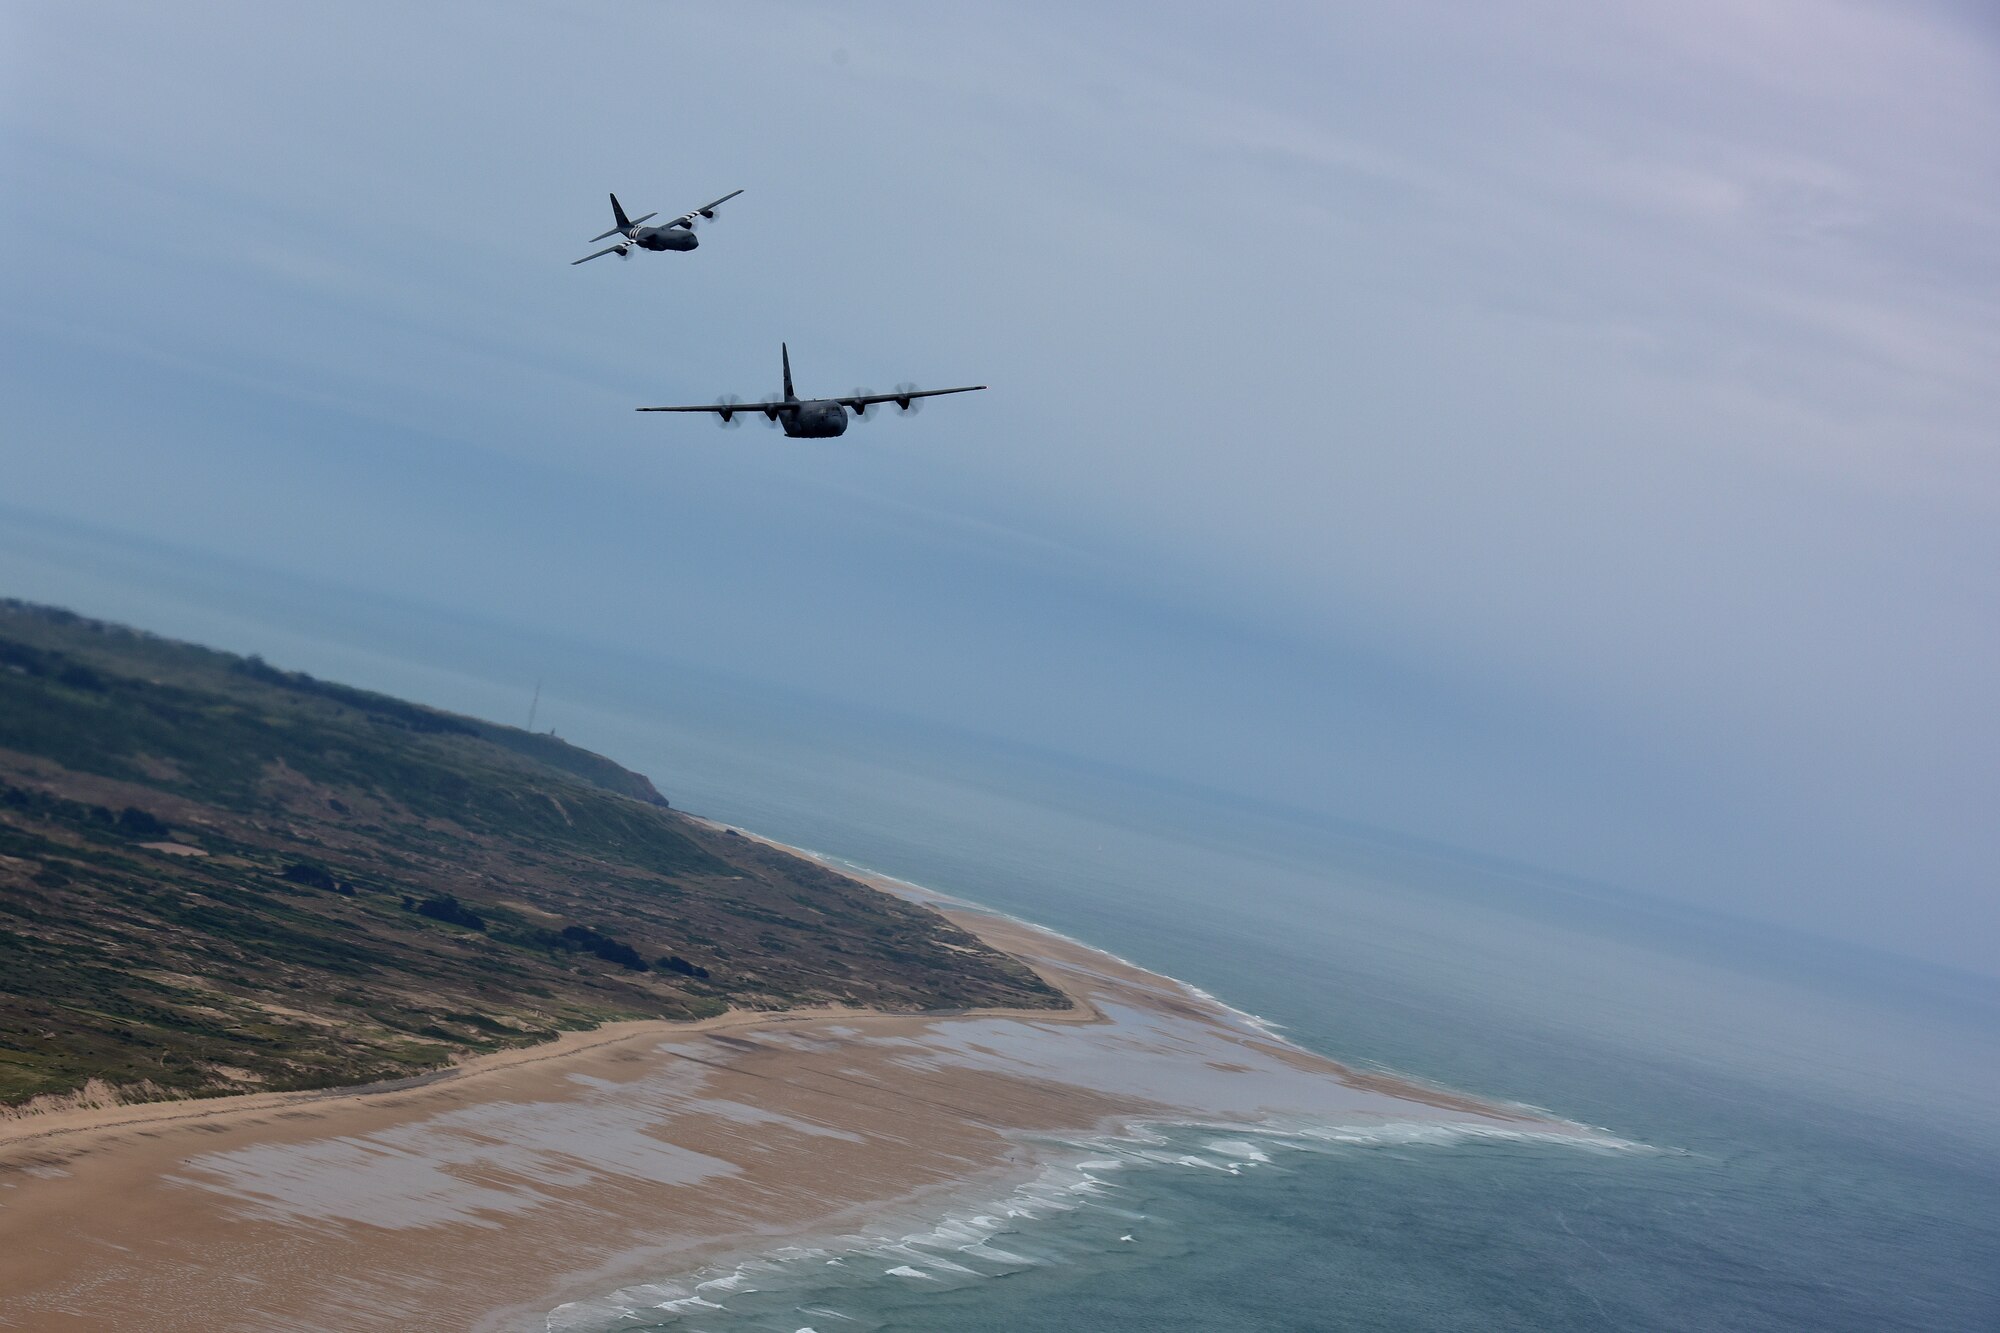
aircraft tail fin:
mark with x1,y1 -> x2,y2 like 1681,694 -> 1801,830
589,193 -> 639,243
781,343 -> 795,400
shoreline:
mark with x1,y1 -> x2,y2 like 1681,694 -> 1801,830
0,998 -> 1101,1157
0,824 -> 1558,1332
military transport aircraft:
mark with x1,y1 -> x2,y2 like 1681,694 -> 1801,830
637,344 -> 986,438
571,189 -> 744,265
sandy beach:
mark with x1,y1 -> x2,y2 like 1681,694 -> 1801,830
0,843 -> 1567,1332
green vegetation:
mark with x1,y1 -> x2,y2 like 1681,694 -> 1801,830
0,599 -> 1063,1108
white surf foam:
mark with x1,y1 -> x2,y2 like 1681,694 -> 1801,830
543,830 -> 1656,1330
546,1108 -> 1658,1330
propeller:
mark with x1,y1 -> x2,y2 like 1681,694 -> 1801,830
760,392 -> 786,425
661,209 -> 714,234
712,394 -> 744,428
847,387 -> 879,419
892,382 -> 924,415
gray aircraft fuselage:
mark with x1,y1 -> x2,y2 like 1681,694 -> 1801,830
773,400 -> 849,438
630,226 -> 698,252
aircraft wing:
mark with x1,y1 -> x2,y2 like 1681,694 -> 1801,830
589,211 -> 655,243
664,189 -> 745,229
833,385 -> 988,410
636,399 -> 792,417
637,385 -> 986,417
571,245 -> 626,265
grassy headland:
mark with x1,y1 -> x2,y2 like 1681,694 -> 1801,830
0,600 -> 1062,1108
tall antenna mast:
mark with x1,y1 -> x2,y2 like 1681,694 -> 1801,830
526,677 -> 542,733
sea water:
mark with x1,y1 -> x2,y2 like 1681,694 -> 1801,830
525,693 -> 2000,1332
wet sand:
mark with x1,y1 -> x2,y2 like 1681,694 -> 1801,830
0,844 -> 1559,1332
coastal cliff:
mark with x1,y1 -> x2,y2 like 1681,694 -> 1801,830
0,599 -> 1063,1110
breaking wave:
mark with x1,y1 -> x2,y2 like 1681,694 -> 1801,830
544,1113 -> 1652,1331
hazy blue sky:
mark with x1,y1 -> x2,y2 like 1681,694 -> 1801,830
4,2 -> 1996,975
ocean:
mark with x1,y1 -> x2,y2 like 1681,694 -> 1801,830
1,538 -> 1992,1330
516,686 -> 2000,1332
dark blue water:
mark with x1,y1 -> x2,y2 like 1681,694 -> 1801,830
540,690 -> 2000,1333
